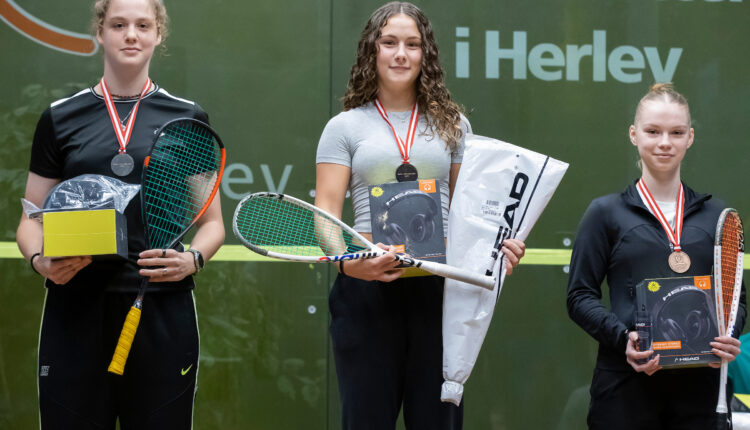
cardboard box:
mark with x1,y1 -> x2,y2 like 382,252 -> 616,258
369,179 -> 445,265
43,209 -> 128,259
635,275 -> 720,368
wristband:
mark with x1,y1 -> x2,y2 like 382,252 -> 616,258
187,249 -> 204,273
30,252 -> 41,275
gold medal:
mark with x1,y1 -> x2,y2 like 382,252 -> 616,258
395,162 -> 418,182
374,98 -> 419,183
667,250 -> 691,273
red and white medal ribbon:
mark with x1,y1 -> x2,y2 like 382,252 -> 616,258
636,178 -> 685,252
100,77 -> 151,154
373,98 -> 419,164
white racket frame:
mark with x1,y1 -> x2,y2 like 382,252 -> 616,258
233,192 -> 496,290
714,208 -> 744,420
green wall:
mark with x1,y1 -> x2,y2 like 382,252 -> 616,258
1,0 -> 748,428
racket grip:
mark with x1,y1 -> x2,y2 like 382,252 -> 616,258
716,412 -> 728,430
417,260 -> 496,290
108,306 -> 142,375
635,310 -> 652,364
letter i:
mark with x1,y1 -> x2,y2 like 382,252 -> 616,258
456,27 -> 470,78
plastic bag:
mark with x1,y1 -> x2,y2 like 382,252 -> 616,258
23,174 -> 140,219
441,134 -> 568,405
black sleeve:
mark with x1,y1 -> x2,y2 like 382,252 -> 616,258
566,199 -> 629,352
734,280 -> 747,337
29,108 -> 63,179
194,103 -> 209,124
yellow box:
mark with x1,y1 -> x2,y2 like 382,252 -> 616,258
43,209 -> 128,258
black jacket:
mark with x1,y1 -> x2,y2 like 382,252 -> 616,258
567,181 -> 747,371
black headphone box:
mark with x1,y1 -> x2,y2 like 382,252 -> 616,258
635,276 -> 720,368
368,179 -> 445,264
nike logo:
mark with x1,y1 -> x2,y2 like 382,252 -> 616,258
181,364 -> 193,376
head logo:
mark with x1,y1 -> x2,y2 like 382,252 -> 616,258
0,0 -> 98,55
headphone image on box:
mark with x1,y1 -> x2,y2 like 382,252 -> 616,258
381,190 -> 439,245
652,285 -> 717,353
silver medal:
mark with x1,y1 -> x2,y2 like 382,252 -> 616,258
111,152 -> 135,176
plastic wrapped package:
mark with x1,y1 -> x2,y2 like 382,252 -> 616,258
22,174 -> 139,218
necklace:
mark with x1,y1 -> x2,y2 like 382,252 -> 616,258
120,108 -> 134,128
109,93 -> 143,99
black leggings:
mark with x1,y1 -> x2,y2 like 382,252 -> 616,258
329,274 -> 463,430
38,287 -> 199,430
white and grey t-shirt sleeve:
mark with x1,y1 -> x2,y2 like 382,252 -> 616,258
316,114 -> 352,167
451,114 -> 472,164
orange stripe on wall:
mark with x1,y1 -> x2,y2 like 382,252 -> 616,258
0,0 -> 96,54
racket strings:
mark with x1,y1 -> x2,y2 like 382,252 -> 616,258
235,196 -> 366,256
143,121 -> 220,249
719,213 -> 742,328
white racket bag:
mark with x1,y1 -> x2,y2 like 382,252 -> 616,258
441,134 -> 568,405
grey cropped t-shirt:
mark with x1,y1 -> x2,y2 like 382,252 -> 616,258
316,102 -> 471,235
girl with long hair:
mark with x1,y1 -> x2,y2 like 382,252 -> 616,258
16,0 -> 224,427
315,2 -> 525,428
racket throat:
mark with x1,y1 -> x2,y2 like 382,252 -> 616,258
395,255 -> 420,268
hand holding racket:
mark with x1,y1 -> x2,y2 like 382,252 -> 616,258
232,192 -> 496,290
137,248 -> 196,282
108,118 -> 226,375
713,208 -> 744,430
336,243 -> 409,283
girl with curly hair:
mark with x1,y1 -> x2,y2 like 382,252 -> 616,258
315,2 -> 525,428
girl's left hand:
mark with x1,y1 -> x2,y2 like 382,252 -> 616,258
501,239 -> 526,275
138,248 -> 196,282
709,336 -> 742,367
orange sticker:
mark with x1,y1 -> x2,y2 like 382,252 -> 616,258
393,244 -> 405,253
419,179 -> 437,193
694,276 -> 711,290
653,341 -> 682,350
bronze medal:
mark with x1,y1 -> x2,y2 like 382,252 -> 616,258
668,250 -> 691,273
636,179 -> 690,274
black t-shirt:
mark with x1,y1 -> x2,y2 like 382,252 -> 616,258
30,85 -> 209,292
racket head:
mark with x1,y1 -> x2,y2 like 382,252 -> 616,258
141,118 -> 226,250
232,192 -> 371,261
714,208 -> 744,336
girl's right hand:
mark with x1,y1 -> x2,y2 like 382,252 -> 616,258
625,330 -> 661,375
340,243 -> 404,282
34,255 -> 92,285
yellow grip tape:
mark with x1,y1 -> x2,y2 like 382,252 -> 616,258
736,394 -> 750,409
107,306 -> 142,375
